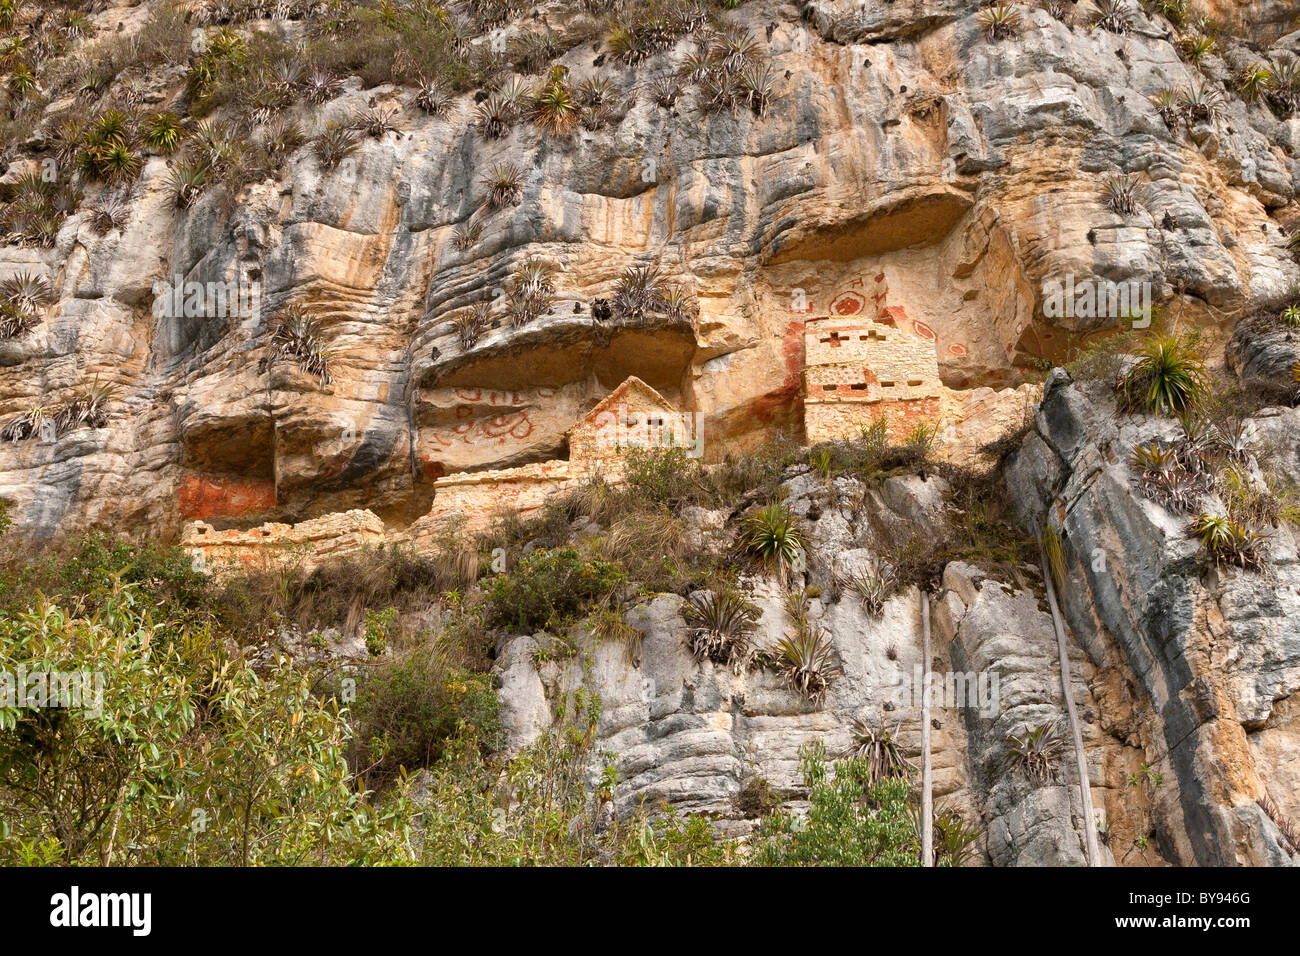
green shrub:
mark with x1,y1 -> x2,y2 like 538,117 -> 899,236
346,646 -> 500,790
751,743 -> 920,866
0,584 -> 407,865
0,532 -> 208,622
485,547 -> 626,632
622,446 -> 702,507
407,691 -> 730,865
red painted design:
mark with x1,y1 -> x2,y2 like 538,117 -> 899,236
179,474 -> 276,520
830,292 -> 866,316
432,411 -> 535,447
948,343 -> 969,357
911,319 -> 937,342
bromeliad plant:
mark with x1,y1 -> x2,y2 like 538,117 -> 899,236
1006,720 -> 1065,785
482,162 -> 524,211
506,257 -> 555,329
271,306 -> 333,385
452,304 -> 490,351
313,123 -> 361,170
0,400 -> 56,443
1092,0 -> 1133,33
773,590 -> 842,703
1118,333 -> 1209,416
976,4 -> 1021,40
681,588 -> 760,670
1102,173 -> 1143,216
531,67 -> 579,137
142,112 -> 185,154
1131,440 -> 1200,514
1187,512 -> 1267,571
739,501 -> 803,581
844,716 -> 912,784
54,377 -> 115,432
842,560 -> 897,617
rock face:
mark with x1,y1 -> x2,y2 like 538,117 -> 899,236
1008,370 -> 1300,865
495,469 -> 1140,864
2,0 -> 1298,547
3,0 -> 1300,865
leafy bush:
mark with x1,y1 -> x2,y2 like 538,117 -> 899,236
485,548 -> 625,633
0,584 -> 406,865
346,646 -> 500,790
408,692 -> 729,865
622,446 -> 702,507
751,743 -> 920,866
0,532 -> 208,622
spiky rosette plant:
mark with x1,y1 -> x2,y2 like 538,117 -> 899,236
844,717 -> 912,784
842,561 -> 897,616
450,217 -> 482,251
976,3 -> 1021,40
313,124 -> 361,170
737,64 -> 774,116
1269,57 -> 1300,115
739,502 -> 803,581
1006,721 -> 1065,785
1188,512 -> 1267,571
1149,88 -> 1181,129
681,588 -> 760,670
452,305 -> 490,351
474,92 -> 514,139
0,401 -> 56,443
1118,334 -> 1209,415
481,162 -> 524,210
142,112 -> 185,154
1179,30 -> 1216,67
165,162 -> 211,209
352,105 -> 400,138
415,79 -> 450,115
648,72 -> 682,107
0,303 -> 39,339
305,69 -> 341,104
660,286 -> 696,322
1102,173 -> 1143,216
531,67 -> 579,136
774,590 -> 842,703
1,270 -> 52,318
612,264 -> 668,322
271,306 -> 333,385
1179,82 -> 1222,126
1091,0 -> 1132,33
54,377 -> 115,432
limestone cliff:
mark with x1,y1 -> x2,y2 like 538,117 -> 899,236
2,0 -> 1300,865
